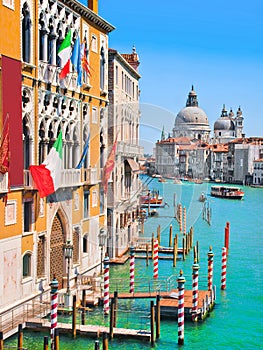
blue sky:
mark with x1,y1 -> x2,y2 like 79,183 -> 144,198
90,0 -> 262,153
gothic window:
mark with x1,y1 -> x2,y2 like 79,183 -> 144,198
23,116 -> 31,169
22,2 -> 31,63
39,12 -> 46,61
100,46 -> 105,90
23,252 -> 32,277
38,121 -> 45,164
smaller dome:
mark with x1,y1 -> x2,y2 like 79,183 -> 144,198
214,117 -> 235,131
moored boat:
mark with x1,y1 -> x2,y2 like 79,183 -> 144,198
210,186 -> 244,200
199,193 -> 207,202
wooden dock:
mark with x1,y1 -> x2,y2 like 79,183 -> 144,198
109,288 -> 215,321
25,319 -> 151,341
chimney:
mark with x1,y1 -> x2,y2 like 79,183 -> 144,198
88,0 -> 98,14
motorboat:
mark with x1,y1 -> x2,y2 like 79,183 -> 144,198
210,186 -> 244,200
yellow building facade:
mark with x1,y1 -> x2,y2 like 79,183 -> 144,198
0,0 -> 114,318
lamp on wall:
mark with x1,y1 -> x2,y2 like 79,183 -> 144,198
63,240 -> 73,308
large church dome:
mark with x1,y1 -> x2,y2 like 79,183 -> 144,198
173,86 -> 210,142
176,106 -> 209,125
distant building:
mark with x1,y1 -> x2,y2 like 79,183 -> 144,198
253,159 -> 263,185
107,47 -> 142,258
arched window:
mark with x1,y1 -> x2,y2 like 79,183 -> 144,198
22,2 -> 31,63
100,46 -> 105,90
83,233 -> 88,253
23,252 -> 32,277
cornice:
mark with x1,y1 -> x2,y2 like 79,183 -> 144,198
60,0 -> 115,33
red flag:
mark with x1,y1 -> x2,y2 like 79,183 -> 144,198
81,41 -> 91,77
0,122 -> 9,174
102,135 -> 118,194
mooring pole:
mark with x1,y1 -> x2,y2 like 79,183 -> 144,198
221,247 -> 227,290
103,254 -> 110,316
156,294 -> 161,339
50,276 -> 59,349
43,336 -> 48,350
192,258 -> 200,322
150,300 -> 155,347
102,332 -> 108,350
0,332 -> 3,350
169,225 -> 173,247
207,246 -> 214,291
17,324 -> 23,350
177,270 -> 186,345
54,328 -> 59,350
72,295 -> 77,339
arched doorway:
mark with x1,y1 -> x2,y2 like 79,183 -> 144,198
50,212 -> 65,289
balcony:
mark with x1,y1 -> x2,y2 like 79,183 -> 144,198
83,167 -> 99,185
0,173 -> 9,193
24,169 -> 81,190
117,142 -> 143,157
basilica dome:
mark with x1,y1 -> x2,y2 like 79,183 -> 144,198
176,106 -> 209,125
214,117 -> 235,131
214,105 -> 235,131
173,86 -> 210,142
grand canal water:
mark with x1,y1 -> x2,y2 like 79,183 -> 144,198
6,176 -> 263,349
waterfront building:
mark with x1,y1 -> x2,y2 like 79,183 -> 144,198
209,144 -> 228,182
0,0 -> 114,313
107,47 -> 142,258
253,158 -> 263,186
226,138 -> 263,184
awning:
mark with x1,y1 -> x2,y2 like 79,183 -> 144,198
126,158 -> 140,172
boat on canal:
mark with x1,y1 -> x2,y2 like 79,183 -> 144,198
210,185 -> 244,200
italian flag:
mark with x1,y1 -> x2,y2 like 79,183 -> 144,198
30,131 -> 63,198
58,29 -> 72,79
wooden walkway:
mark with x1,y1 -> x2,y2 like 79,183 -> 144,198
109,289 -> 215,321
25,319 -> 151,341
109,291 -> 171,299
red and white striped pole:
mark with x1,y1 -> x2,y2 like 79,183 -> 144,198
103,254 -> 110,315
224,222 -> 230,254
50,276 -> 59,347
207,246 -> 214,291
192,258 -> 199,321
153,238 -> 159,279
221,247 -> 227,290
129,245 -> 135,293
177,270 -> 186,345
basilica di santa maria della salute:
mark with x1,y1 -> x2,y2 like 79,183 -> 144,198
155,86 -> 263,184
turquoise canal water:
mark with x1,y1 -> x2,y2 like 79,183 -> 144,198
5,177 -> 263,349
